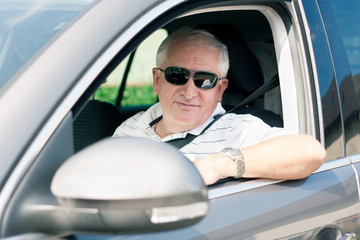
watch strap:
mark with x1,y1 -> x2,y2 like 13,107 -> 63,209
222,147 -> 245,178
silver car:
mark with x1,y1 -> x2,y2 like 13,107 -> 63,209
0,0 -> 360,239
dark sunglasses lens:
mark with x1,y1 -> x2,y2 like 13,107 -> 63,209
193,72 -> 218,89
165,67 -> 189,85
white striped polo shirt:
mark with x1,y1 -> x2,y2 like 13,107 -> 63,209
113,102 -> 288,161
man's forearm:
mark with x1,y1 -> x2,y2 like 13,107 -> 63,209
194,134 -> 326,185
240,134 -> 326,180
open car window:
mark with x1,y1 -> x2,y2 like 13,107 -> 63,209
74,6 -> 303,154
93,29 -> 167,108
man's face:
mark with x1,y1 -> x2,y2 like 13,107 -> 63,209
153,41 -> 228,133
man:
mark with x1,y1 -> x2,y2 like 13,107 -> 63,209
113,27 -> 326,185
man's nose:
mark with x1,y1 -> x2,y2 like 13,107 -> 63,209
181,76 -> 198,99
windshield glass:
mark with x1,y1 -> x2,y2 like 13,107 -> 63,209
0,0 -> 96,90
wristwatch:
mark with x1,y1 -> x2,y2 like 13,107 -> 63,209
221,147 -> 245,179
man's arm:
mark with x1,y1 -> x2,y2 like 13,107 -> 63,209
194,134 -> 327,185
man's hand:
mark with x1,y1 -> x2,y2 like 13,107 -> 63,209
193,153 -> 236,185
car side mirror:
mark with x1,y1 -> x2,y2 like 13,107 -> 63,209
51,137 -> 208,233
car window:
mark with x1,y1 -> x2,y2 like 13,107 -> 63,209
0,0 -> 96,90
330,0 -> 360,109
330,0 -> 360,155
331,0 -> 360,84
94,29 -> 168,107
76,8 -> 301,153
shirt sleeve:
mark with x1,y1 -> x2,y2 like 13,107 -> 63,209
236,115 -> 290,148
112,112 -> 144,138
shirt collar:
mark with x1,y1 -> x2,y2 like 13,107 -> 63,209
135,102 -> 162,129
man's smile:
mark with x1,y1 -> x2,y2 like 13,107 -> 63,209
174,101 -> 200,110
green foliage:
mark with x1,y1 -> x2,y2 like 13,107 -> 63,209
94,87 -> 118,105
94,85 -> 157,106
93,29 -> 166,108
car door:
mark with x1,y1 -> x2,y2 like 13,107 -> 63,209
329,2 -> 360,236
327,0 -> 360,194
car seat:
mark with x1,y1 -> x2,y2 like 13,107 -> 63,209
199,23 -> 283,127
73,100 -> 122,152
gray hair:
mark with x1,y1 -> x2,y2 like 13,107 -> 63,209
156,27 -> 229,77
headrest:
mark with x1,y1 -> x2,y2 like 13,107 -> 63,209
198,24 -> 263,93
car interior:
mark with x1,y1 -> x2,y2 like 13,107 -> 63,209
72,9 -> 284,153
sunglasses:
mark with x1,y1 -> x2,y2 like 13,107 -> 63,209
156,66 -> 224,90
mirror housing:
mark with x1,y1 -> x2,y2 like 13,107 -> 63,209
51,137 -> 208,233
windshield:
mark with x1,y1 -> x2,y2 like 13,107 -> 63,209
0,0 -> 96,90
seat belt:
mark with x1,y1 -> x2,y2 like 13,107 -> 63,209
228,74 -> 279,113
165,114 -> 225,149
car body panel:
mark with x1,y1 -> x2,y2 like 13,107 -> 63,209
73,160 -> 360,239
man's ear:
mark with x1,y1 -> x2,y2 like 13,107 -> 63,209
152,68 -> 160,94
217,78 -> 228,102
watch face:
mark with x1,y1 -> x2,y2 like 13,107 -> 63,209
223,147 -> 235,152
233,148 -> 242,155
223,147 -> 241,154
